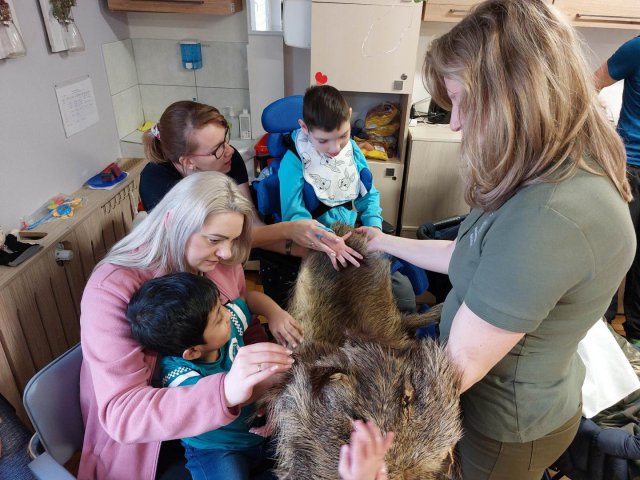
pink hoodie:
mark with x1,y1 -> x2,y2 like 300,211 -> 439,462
78,262 -> 248,480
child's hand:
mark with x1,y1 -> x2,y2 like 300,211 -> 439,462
354,227 -> 385,253
249,423 -> 274,437
325,232 -> 363,270
268,310 -> 304,348
338,420 -> 395,480
223,343 -> 294,408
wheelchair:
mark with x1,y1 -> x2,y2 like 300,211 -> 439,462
250,95 -> 428,311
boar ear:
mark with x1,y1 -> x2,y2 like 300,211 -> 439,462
309,365 -> 350,397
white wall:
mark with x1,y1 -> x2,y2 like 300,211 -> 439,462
412,22 -> 638,107
0,1 -> 129,230
126,11 -> 248,42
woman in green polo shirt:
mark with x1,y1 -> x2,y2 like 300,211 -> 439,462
357,0 -> 635,478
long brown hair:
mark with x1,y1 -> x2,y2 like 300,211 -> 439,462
424,0 -> 631,211
143,101 -> 227,167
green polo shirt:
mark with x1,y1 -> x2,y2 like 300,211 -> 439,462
440,165 -> 635,443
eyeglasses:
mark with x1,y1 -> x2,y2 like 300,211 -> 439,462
190,125 -> 230,160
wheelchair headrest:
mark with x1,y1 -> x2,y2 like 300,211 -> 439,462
267,133 -> 287,158
262,95 -> 304,133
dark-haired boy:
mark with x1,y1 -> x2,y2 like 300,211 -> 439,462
127,272 -> 275,480
279,85 -> 415,312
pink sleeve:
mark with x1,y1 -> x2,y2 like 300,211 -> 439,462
207,263 -> 247,304
80,265 -> 239,444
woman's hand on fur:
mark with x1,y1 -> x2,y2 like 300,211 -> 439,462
267,309 -> 304,348
324,232 -> 363,270
338,420 -> 394,480
288,220 -> 342,257
223,343 -> 294,408
354,227 -> 386,253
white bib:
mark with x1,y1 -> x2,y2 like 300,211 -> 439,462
296,130 -> 360,207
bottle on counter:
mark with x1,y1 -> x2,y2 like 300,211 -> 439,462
239,109 -> 252,140
221,106 -> 239,139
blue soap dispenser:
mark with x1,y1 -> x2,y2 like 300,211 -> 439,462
180,40 -> 202,70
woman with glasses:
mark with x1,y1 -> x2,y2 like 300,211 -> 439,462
140,101 -> 353,269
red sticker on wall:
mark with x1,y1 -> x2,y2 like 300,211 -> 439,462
314,71 -> 328,85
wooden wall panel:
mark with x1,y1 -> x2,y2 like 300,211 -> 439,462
0,158 -> 146,421
0,290 -> 37,391
0,343 -> 28,426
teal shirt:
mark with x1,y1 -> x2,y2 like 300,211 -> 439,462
278,128 -> 383,230
160,298 -> 263,450
440,166 -> 635,442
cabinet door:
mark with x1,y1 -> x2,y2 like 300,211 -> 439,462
423,0 -> 552,22
553,0 -> 640,28
107,0 -> 241,14
310,2 -> 421,94
400,139 -> 468,238
422,0 -> 479,22
369,160 -> 404,227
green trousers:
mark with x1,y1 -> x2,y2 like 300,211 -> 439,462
458,408 -> 581,480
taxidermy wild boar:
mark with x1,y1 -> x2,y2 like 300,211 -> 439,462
261,224 -> 462,480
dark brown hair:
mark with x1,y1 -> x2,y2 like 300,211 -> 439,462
303,85 -> 350,132
143,101 -> 227,166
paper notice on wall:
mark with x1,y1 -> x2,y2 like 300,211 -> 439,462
55,75 -> 99,137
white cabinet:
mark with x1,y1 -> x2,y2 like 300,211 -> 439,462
309,0 -> 421,232
369,160 -> 404,226
310,1 -> 422,94
399,124 -> 468,238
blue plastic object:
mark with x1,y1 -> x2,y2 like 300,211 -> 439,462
86,171 -> 128,189
179,41 -> 202,70
261,95 -> 303,133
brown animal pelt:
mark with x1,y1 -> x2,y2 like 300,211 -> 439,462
262,223 -> 462,479
287,223 -> 441,348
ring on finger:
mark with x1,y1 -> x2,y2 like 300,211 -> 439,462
257,363 -> 262,373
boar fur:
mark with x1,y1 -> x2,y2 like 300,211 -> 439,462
261,224 -> 462,480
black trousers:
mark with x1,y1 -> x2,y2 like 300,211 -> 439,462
606,164 -> 640,339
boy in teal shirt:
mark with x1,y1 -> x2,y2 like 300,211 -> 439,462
279,85 -> 416,312
127,272 -> 275,480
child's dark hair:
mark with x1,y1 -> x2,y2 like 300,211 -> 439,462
127,272 -> 220,357
302,85 -> 350,132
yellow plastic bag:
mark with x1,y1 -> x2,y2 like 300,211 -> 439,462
364,103 -> 400,129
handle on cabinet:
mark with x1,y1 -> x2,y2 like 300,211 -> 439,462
448,8 -> 470,14
575,13 -> 640,22
55,243 -> 74,266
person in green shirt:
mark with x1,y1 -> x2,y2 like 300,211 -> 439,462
357,1 -> 636,479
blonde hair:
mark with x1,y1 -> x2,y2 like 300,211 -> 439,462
143,101 -> 227,167
99,172 -> 254,273
423,0 -> 631,211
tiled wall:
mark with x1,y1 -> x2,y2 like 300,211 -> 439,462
102,38 -> 250,140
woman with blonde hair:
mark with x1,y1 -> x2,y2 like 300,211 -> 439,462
140,101 -> 360,306
357,0 -> 635,478
78,172 -> 299,480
